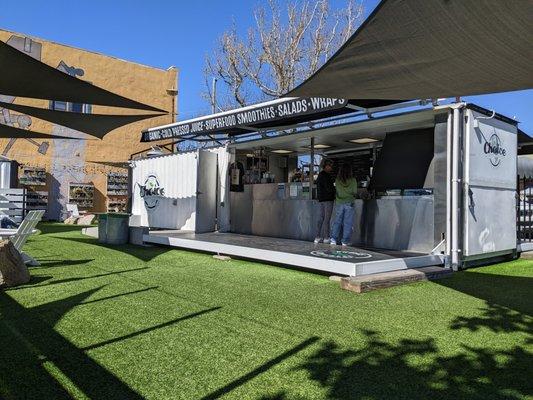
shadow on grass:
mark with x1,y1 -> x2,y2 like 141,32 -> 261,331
450,302 -> 533,336
437,270 -> 533,346
52,236 -> 169,262
0,286 -> 222,399
297,329 -> 532,400
5,267 -> 150,292
201,337 -> 320,400
0,288 -> 144,399
83,306 -> 221,351
436,270 -> 533,316
36,259 -> 95,269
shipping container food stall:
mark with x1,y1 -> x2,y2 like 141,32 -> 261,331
132,98 -> 532,276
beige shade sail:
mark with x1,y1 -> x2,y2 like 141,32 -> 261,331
289,0 -> 533,100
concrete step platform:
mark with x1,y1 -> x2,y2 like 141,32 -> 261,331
144,230 -> 443,276
340,266 -> 453,293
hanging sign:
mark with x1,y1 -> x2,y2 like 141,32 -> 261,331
141,97 -> 348,142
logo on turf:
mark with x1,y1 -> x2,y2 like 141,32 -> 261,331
310,250 -> 372,259
138,174 -> 165,209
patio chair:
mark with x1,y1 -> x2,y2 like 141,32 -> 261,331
0,210 -> 45,266
66,203 -> 80,218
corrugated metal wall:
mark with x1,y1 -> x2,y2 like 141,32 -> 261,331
132,152 -> 198,230
0,161 -> 12,189
131,146 -> 231,231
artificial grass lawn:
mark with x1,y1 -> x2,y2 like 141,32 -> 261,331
0,224 -> 531,400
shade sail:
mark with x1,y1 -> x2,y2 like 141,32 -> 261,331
289,0 -> 533,100
0,123 -> 79,139
0,101 -> 164,139
0,40 -> 165,112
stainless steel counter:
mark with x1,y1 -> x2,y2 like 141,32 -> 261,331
230,183 -> 435,253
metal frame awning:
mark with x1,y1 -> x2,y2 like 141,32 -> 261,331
141,97 -> 352,142
228,107 -> 439,153
139,97 -> 430,143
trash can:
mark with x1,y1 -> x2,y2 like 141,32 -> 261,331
106,213 -> 130,245
98,213 -> 108,244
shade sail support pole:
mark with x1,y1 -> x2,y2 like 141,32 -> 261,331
310,137 -> 315,200
451,104 -> 464,270
445,109 -> 453,267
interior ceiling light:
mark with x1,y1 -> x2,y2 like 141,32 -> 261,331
271,149 -> 293,154
308,144 -> 331,149
349,138 -> 379,144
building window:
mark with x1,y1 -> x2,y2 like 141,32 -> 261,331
49,100 -> 91,114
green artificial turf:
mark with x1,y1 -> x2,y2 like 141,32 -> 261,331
0,223 -> 532,400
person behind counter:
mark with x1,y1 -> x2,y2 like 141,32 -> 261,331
330,164 -> 357,246
314,159 -> 335,244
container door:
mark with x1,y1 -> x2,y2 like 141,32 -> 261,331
196,150 -> 218,233
463,109 -> 517,259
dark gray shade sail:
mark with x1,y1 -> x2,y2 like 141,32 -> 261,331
0,101 -> 164,139
0,123 -> 79,139
289,0 -> 533,100
0,40 -> 166,112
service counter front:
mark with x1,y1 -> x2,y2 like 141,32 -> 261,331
230,183 -> 434,253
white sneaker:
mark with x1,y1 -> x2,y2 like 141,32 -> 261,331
341,242 -> 349,246
330,240 -> 337,246
323,238 -> 331,244
314,238 -> 323,244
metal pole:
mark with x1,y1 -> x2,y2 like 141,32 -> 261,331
445,109 -> 453,264
451,106 -> 463,270
310,137 -> 315,200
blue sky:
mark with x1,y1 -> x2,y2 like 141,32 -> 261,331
1,0 -> 531,133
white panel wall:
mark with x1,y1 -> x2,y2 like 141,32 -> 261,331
463,110 -> 518,257
131,146 -> 231,231
132,152 -> 198,230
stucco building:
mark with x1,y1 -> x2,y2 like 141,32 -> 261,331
0,29 -> 177,219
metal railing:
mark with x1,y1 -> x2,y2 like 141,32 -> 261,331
517,175 -> 533,242
0,188 -> 48,225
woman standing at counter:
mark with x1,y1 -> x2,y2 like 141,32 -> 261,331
330,164 -> 357,246
314,159 -> 335,244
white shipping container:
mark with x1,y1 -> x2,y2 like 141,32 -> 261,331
0,161 -> 13,189
131,147 -> 230,231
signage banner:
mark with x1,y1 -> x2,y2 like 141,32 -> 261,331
141,97 -> 348,142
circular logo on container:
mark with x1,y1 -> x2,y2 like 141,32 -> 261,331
138,174 -> 165,209
483,134 -> 506,167
310,250 -> 372,259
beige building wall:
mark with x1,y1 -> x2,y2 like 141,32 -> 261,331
0,29 -> 177,219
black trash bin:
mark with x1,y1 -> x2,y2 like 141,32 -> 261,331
106,213 -> 130,245
98,213 -> 108,244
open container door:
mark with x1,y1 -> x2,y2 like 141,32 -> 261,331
462,107 -> 518,264
196,150 -> 218,233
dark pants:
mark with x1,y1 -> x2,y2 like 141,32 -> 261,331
315,201 -> 334,239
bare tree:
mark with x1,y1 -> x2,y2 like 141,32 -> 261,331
204,0 -> 364,110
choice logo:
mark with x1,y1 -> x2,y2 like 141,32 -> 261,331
310,249 -> 372,259
138,174 -> 165,209
484,134 -> 506,167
